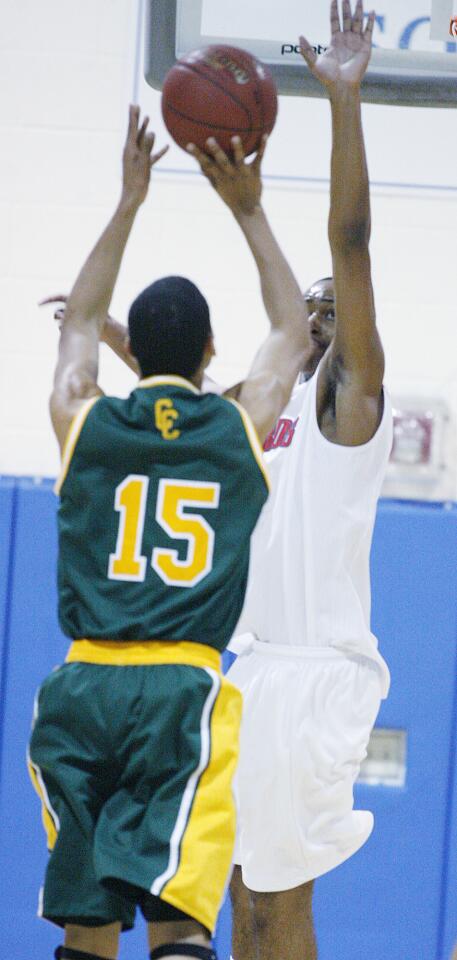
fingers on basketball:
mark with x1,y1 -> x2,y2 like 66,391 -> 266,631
186,142 -> 217,177
231,136 -> 245,168
252,134 -> 268,169
186,142 -> 204,162
206,138 -> 235,176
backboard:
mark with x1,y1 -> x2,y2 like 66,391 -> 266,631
144,0 -> 457,106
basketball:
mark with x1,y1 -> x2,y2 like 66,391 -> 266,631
161,45 -> 278,157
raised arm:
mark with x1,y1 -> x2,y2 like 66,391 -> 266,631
187,136 -> 310,442
300,0 -> 384,445
50,106 -> 167,451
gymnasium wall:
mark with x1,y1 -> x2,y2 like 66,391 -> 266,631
1,5 -> 457,956
1,0 -> 457,484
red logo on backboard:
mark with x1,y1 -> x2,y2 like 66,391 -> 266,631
450,15 -> 457,37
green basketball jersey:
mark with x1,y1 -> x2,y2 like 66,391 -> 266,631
56,375 -> 269,652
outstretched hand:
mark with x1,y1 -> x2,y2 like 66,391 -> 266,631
121,105 -> 168,207
39,294 -> 68,328
299,0 -> 375,89
39,294 -> 116,345
187,135 -> 267,217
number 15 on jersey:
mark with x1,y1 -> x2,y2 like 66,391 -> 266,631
108,474 -> 220,588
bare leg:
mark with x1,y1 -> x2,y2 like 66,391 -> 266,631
148,918 -> 211,960
251,883 -> 317,960
230,865 -> 258,960
64,922 -> 121,959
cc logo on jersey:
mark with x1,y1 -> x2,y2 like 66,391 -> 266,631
154,398 -> 180,440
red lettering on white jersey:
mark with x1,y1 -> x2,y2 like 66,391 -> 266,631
263,417 -> 299,452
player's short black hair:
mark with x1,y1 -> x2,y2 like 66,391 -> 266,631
128,276 -> 212,380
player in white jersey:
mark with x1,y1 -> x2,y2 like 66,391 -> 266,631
227,4 -> 392,960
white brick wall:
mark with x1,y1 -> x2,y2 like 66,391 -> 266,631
1,0 -> 457,491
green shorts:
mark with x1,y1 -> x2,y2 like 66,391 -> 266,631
28,640 -> 242,933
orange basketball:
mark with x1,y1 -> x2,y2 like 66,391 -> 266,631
162,45 -> 278,157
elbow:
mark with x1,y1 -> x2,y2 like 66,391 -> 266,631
329,218 -> 371,252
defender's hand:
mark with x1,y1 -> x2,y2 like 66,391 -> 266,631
39,293 -> 68,329
187,135 -> 267,217
39,294 -> 115,343
121,105 -> 168,207
299,0 -> 375,90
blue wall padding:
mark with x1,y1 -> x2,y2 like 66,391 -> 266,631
442,674 -> 457,960
312,501 -> 457,960
0,479 -> 65,957
0,484 -> 456,960
0,479 -> 15,744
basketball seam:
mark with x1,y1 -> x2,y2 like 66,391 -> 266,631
163,103 -> 266,134
173,61 -> 254,127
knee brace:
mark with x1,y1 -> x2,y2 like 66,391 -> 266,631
150,945 -> 217,960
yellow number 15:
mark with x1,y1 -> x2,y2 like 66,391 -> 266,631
108,475 -> 220,588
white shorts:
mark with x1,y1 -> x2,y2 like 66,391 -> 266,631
227,640 -> 383,893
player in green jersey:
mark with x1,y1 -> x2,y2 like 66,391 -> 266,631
29,106 -> 311,960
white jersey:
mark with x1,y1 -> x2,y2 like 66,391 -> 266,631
233,369 -> 393,696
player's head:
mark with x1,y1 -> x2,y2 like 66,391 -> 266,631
303,276 -> 335,363
128,276 -> 214,382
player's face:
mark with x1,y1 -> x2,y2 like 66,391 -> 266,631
304,280 -> 336,356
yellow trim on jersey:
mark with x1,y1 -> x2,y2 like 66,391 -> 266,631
159,676 -> 242,932
54,395 -> 100,496
227,398 -> 271,492
66,638 -> 221,672
137,375 -> 200,395
27,759 -> 58,851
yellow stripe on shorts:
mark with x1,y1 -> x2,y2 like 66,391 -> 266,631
152,670 -> 242,933
27,752 -> 60,851
65,639 -> 221,671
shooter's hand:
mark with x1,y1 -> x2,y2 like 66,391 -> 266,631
121,105 -> 168,208
299,0 -> 375,90
187,135 -> 267,217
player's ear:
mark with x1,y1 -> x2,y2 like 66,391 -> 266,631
203,333 -> 216,368
125,334 -> 134,357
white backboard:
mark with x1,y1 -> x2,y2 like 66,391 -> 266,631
199,0 -> 455,47
145,0 -> 457,106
